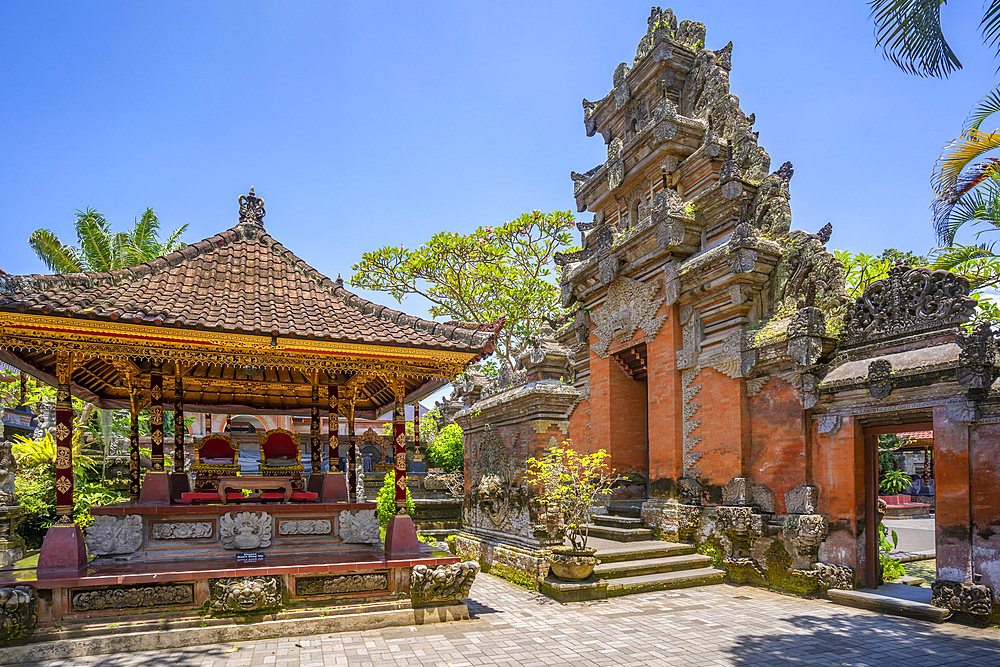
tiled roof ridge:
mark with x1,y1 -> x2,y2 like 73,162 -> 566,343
0,221 -> 502,351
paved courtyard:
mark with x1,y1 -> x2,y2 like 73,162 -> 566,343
23,574 -> 1000,667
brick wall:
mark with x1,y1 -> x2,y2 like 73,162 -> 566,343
646,304 -> 682,497
748,377 -> 808,513
812,416 -> 864,578
687,366 -> 747,494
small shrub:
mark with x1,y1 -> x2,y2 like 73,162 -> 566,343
880,469 -> 911,495
376,470 -> 415,526
882,555 -> 906,581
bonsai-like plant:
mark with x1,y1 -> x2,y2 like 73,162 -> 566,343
524,442 -> 615,551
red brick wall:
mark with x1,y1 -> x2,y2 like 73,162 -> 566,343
811,416 -> 864,578
589,340 -> 648,478
566,397 -> 593,454
749,377 -> 808,513
688,366 -> 746,492
647,305 -> 682,497
935,406 -> 973,583
971,422 -> 1000,595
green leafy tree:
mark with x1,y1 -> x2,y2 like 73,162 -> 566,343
376,470 -> 415,526
427,423 -> 464,472
351,210 -> 576,370
29,207 -> 187,273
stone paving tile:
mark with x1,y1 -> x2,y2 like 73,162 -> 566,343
21,574 -> 1000,667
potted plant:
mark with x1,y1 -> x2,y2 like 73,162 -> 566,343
525,442 -> 615,581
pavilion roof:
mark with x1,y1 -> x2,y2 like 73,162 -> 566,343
0,192 -> 496,354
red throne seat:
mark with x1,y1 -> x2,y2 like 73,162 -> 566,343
190,433 -> 240,491
259,428 -> 305,490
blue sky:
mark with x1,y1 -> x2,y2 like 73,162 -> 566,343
2,0 -> 999,317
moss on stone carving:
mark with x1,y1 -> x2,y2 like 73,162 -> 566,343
762,540 -> 818,595
696,537 -> 724,568
481,560 -> 538,591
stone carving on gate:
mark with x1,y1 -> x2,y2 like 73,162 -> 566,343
277,519 -> 331,536
219,511 -> 272,550
841,265 -> 977,346
339,509 -> 379,544
409,560 -> 480,604
471,425 -> 519,529
681,368 -> 703,475
716,506 -> 763,558
296,573 -> 388,596
151,522 -> 213,540
786,306 -> 826,366
0,586 -> 37,644
816,415 -> 841,437
783,509 -> 828,561
722,478 -> 775,514
590,276 -> 668,358
71,584 -> 194,611
931,580 -> 994,618
814,562 -> 854,591
956,322 -> 998,392
0,438 -> 16,506
784,485 -> 819,515
86,514 -> 143,555
868,359 -> 893,401
210,576 -> 281,613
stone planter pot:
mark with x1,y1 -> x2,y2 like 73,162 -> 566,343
550,548 -> 599,581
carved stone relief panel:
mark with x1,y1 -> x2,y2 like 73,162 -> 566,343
931,580 -> 994,618
151,522 -> 213,540
339,509 -> 380,544
87,515 -> 143,556
868,359 -> 892,401
0,586 -> 36,643
210,576 -> 282,613
296,573 -> 388,596
71,584 -> 194,612
219,511 -> 272,550
277,519 -> 332,536
591,276 -> 668,358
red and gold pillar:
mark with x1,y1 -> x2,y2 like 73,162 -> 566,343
311,384 -> 322,474
345,387 -> 357,497
149,364 -> 165,471
328,385 -> 339,472
53,351 -> 74,523
391,378 -> 407,512
413,403 -> 420,461
204,413 -> 212,434
129,391 -> 140,500
173,373 -> 185,472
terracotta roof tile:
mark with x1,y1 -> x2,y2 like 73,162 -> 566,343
0,220 -> 498,354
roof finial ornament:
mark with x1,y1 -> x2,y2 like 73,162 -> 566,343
239,187 -> 266,227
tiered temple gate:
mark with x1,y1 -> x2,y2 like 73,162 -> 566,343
0,189 -> 497,649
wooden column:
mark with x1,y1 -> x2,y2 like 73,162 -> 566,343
204,413 -> 212,434
149,365 -> 165,471
391,378 -> 407,512
129,392 -> 140,500
310,384 -> 322,473
345,387 -> 357,498
173,373 -> 185,472
53,351 -> 74,523
328,385 -> 339,472
413,403 -> 420,460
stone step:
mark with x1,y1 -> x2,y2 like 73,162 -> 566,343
604,567 -> 725,597
827,583 -> 949,623
592,514 -> 644,528
584,524 -> 653,542
595,553 -> 714,579
607,503 -> 643,519
594,541 -> 695,564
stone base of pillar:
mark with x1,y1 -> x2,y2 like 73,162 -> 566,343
168,472 -> 190,502
38,523 -> 86,573
320,473 -> 349,503
385,513 -> 421,556
138,471 -> 171,506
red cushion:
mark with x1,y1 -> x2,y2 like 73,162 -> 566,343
199,435 -> 236,461
262,432 -> 298,460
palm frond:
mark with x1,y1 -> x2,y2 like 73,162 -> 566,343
870,0 -> 961,78
159,224 -> 188,254
930,243 -> 1000,289
967,85 -> 1000,132
932,130 -> 1000,198
27,229 -> 84,273
127,208 -> 162,264
982,0 -> 1000,55
933,161 -> 1000,242
75,208 -> 114,272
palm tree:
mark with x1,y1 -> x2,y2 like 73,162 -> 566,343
29,208 -> 187,274
870,2 -> 1000,290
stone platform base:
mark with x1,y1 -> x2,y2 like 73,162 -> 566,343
539,575 -> 607,602
456,532 -> 553,589
0,598 -> 470,664
828,583 -> 949,623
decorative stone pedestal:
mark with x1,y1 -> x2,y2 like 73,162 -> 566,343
320,473 -> 349,503
0,506 -> 25,568
385,514 -> 421,556
539,575 -> 608,603
168,472 -> 190,502
138,471 -> 171,506
37,523 -> 87,573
